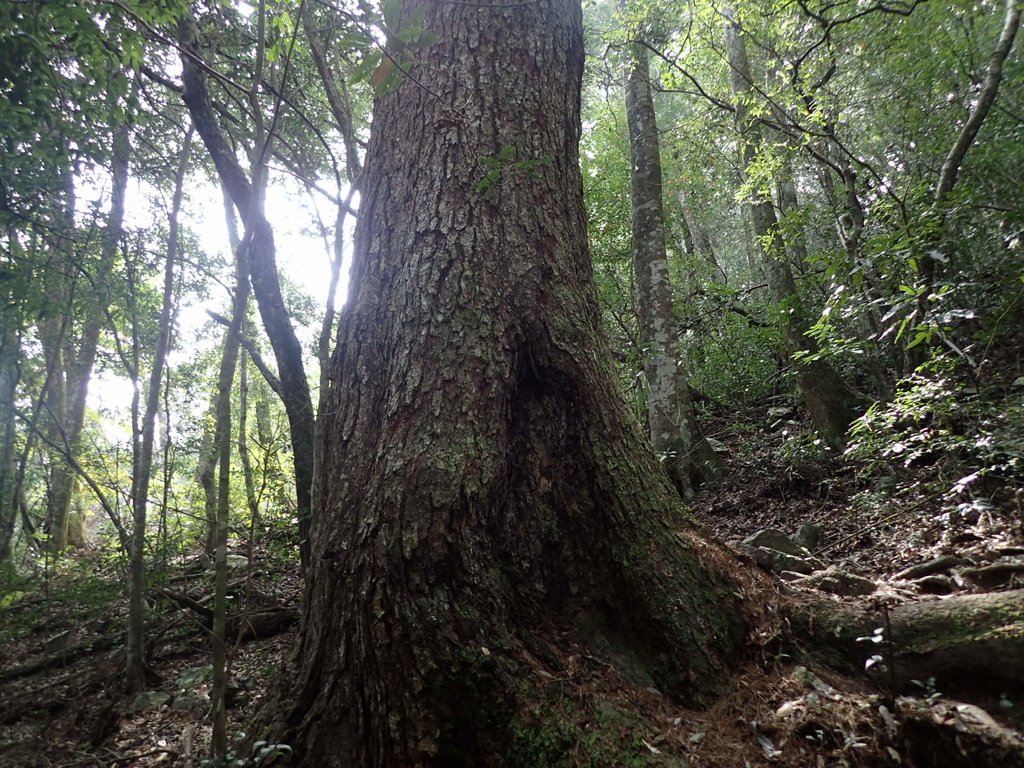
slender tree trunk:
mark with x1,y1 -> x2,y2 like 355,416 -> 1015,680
196,400 -> 219,559
126,129 -> 190,692
776,159 -> 809,274
198,186 -> 245,558
678,188 -> 726,283
679,188 -> 710,258
0,323 -> 19,561
261,3 -> 753,764
43,89 -> 133,551
300,2 -> 363,184
936,0 -> 1021,202
0,222 -> 26,562
725,13 -> 860,448
179,15 -> 316,567
40,162 -> 77,552
623,37 -> 718,495
238,349 -> 261,528
915,0 -> 1022,330
210,209 -> 250,760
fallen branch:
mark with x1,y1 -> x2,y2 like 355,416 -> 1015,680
152,587 -> 297,642
0,635 -> 121,684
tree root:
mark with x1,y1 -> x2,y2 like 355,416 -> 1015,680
784,588 -> 1024,702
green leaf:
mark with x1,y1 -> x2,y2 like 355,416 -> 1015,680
382,0 -> 401,31
350,52 -> 383,84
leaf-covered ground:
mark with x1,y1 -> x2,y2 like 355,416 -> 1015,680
1,405 -> 1022,767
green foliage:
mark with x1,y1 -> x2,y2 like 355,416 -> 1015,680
509,719 -> 577,767
680,283 -> 779,406
847,355 -> 1024,496
199,735 -> 292,767
510,701 -> 655,768
475,145 -> 551,195
348,4 -> 437,94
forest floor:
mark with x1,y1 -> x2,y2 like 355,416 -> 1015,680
1,406 -> 1022,767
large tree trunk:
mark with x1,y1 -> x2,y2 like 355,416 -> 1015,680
724,14 -> 860,449
623,37 -> 719,496
262,1 -> 753,764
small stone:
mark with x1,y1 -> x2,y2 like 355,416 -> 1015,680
794,665 -> 838,695
225,554 -> 249,570
792,523 -> 822,552
792,566 -> 876,596
744,545 -> 819,575
177,665 -> 213,689
705,437 -> 728,454
743,528 -> 814,558
43,629 -> 75,653
130,691 -> 172,712
171,691 -> 208,716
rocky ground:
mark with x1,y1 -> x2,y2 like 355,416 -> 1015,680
1,406 -> 1022,767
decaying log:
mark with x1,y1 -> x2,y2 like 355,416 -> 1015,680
899,698 -> 1024,768
0,635 -> 121,683
785,588 -> 1024,701
153,586 -> 297,642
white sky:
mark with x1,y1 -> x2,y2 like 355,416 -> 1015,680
90,173 -> 353,432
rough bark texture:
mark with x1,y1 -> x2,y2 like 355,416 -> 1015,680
264,2 -> 753,765
724,16 -> 860,449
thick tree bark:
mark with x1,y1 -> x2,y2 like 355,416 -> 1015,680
724,15 -> 860,449
623,39 -> 719,495
261,2 -> 754,764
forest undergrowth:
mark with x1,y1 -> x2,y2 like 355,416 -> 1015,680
2,386 -> 1022,768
